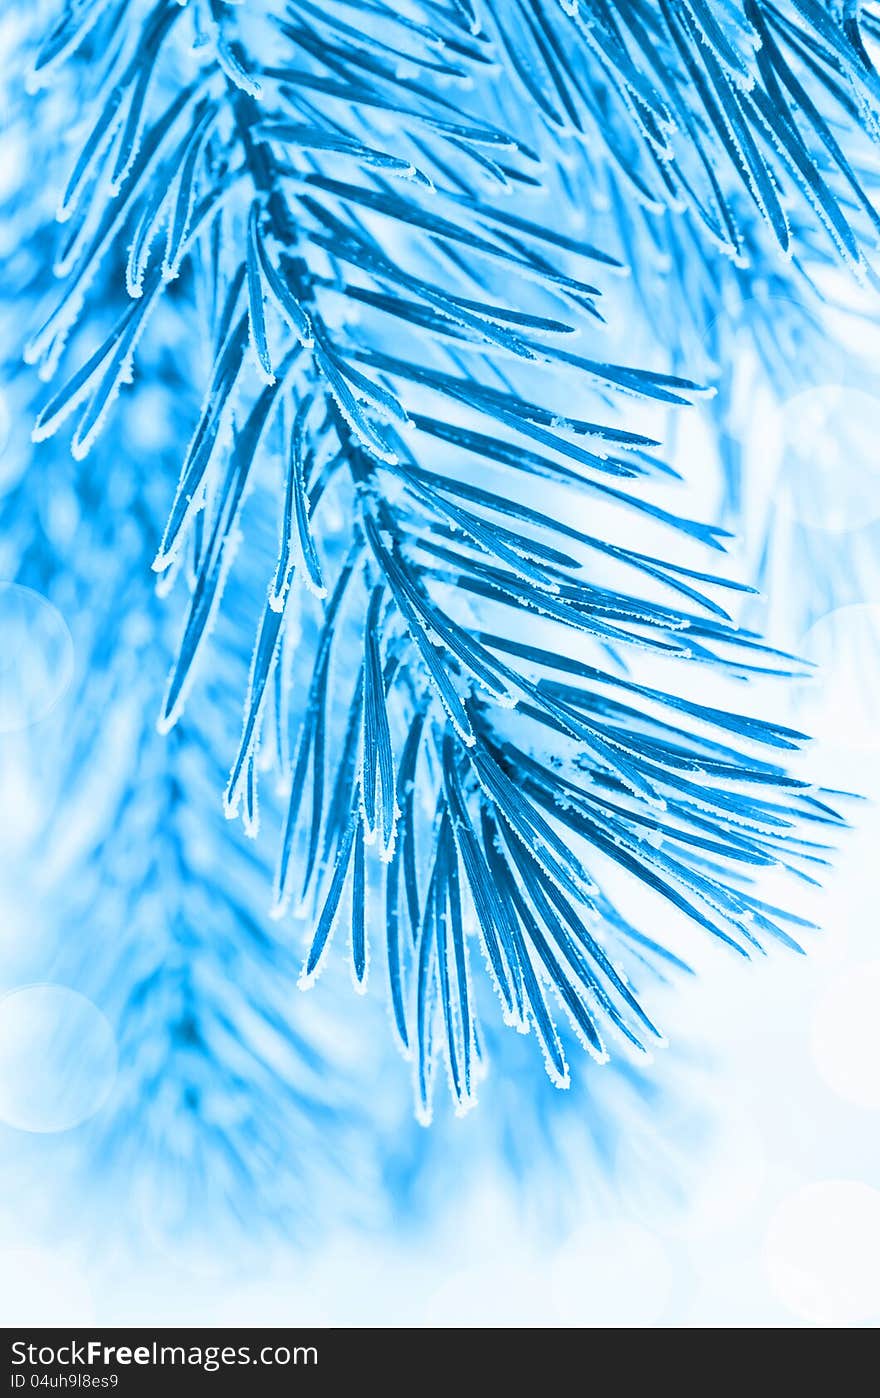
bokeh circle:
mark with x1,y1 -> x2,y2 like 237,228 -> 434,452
765,1179 -> 880,1326
811,962 -> 880,1110
0,582 -> 74,733
793,604 -> 880,752
0,984 -> 117,1133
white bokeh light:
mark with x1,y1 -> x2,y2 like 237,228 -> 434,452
0,985 -> 117,1133
793,604 -> 880,752
764,1180 -> 880,1326
0,583 -> 74,733
769,385 -> 880,534
811,962 -> 880,1111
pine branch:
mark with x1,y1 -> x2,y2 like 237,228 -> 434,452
23,0 -> 850,1122
485,0 -> 880,266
